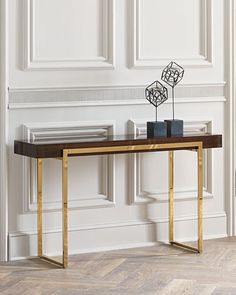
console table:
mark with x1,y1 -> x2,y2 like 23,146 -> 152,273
14,134 -> 222,268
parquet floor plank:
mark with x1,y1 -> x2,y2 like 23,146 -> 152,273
1,238 -> 236,294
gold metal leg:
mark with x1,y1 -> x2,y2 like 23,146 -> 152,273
62,150 -> 69,268
169,143 -> 203,253
169,151 -> 174,243
37,153 -> 69,268
198,143 -> 203,253
37,159 -> 43,257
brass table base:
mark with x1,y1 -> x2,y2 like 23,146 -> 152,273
37,141 -> 203,268
168,145 -> 203,254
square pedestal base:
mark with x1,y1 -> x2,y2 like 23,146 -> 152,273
165,119 -> 184,137
147,121 -> 167,138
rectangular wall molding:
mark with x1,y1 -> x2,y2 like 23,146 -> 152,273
23,0 -> 115,70
22,120 -> 115,212
8,83 -> 226,109
128,119 -> 214,205
129,0 -> 213,68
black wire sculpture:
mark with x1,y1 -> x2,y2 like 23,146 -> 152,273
145,80 -> 168,122
161,61 -> 184,120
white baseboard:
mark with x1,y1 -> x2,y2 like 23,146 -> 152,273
9,212 -> 227,261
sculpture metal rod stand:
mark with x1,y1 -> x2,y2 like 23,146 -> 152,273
172,86 -> 175,120
165,86 -> 183,137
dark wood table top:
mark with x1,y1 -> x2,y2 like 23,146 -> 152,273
14,133 -> 222,159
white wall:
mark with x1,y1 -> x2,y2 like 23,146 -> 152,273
0,0 -> 9,261
7,0 -> 231,260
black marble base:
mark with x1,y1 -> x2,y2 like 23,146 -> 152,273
165,119 -> 184,137
147,121 -> 167,138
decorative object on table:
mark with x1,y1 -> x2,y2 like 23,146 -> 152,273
145,80 -> 168,138
161,61 -> 184,137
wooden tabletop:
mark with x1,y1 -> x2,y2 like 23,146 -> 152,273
14,134 -> 222,159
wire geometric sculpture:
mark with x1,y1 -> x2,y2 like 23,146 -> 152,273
161,61 -> 184,120
161,61 -> 184,88
145,80 -> 168,121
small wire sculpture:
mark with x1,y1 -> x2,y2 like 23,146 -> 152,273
145,80 -> 168,122
161,61 -> 184,120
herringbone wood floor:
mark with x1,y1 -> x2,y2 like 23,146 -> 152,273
1,238 -> 236,294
